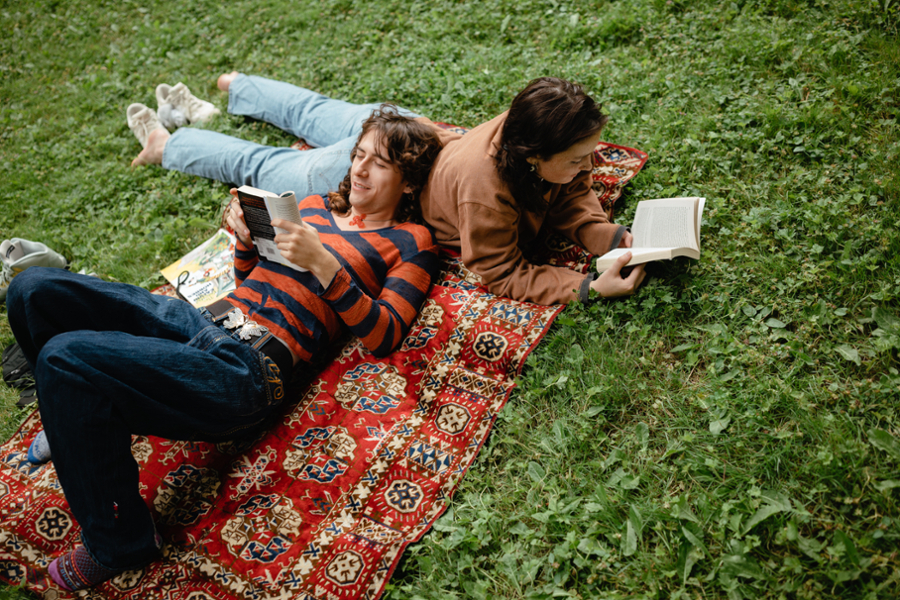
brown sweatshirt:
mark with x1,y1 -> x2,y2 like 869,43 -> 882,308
418,112 -> 625,305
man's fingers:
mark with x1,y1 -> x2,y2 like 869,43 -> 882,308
271,218 -> 299,232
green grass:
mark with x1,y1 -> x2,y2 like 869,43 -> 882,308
2,0 -> 899,598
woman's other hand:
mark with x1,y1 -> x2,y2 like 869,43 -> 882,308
271,218 -> 342,287
590,251 -> 646,298
226,189 -> 253,247
618,230 -> 634,248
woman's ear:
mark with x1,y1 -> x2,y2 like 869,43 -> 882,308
403,183 -> 413,195
526,156 -> 540,166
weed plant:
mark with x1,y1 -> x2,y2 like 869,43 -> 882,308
1,0 -> 899,598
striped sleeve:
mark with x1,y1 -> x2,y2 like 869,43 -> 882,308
233,238 -> 260,287
318,241 -> 440,357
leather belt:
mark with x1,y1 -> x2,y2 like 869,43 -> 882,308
204,299 -> 293,380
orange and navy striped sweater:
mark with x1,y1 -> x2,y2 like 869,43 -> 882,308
225,195 -> 440,360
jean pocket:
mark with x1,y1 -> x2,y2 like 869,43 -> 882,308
185,324 -> 231,352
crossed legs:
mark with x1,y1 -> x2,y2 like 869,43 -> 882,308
7,268 -> 282,588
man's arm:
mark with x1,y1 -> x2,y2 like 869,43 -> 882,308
318,239 -> 440,357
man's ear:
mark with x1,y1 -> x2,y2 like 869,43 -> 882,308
403,183 -> 413,195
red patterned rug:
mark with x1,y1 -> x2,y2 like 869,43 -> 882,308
0,257 -> 567,600
0,129 -> 646,600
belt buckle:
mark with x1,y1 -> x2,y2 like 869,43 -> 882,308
222,309 -> 269,341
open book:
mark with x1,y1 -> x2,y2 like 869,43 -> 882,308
236,185 -> 308,272
595,197 -> 706,273
160,228 -> 236,307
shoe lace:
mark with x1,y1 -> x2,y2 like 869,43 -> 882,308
133,115 -> 160,144
170,86 -> 208,121
181,93 -> 207,120
0,261 -> 13,289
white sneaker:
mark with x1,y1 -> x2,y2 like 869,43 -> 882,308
126,103 -> 166,148
157,82 -> 220,125
0,238 -> 68,302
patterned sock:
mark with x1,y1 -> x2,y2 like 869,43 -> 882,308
26,430 -> 51,464
48,546 -> 119,591
48,533 -> 162,591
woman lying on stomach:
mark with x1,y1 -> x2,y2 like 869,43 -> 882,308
419,76 -> 646,305
8,105 -> 442,591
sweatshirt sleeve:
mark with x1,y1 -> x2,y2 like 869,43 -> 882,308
458,200 -> 592,305
546,170 -> 627,256
233,238 -> 260,287
317,240 -> 440,357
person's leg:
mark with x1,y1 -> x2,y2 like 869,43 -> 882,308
162,127 -> 357,195
139,73 -> 421,195
7,267 -> 207,370
6,267 -> 285,576
29,309 -> 282,578
131,127 -> 169,167
226,73 -> 420,148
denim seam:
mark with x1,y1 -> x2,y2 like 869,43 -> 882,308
204,325 -> 280,408
186,324 -> 215,347
197,332 -> 231,353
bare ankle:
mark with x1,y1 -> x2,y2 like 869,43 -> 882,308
132,129 -> 169,166
217,71 -> 239,92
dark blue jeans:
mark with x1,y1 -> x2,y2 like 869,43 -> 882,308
6,268 -> 287,570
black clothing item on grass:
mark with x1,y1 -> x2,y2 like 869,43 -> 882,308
2,342 -> 37,407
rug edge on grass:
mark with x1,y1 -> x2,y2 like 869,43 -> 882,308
0,258 -> 566,600
0,137 -> 646,600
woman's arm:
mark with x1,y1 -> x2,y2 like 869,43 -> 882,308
459,200 -> 594,304
545,171 -> 629,255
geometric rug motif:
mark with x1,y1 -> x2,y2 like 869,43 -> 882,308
1,126 -> 645,600
0,253 -> 568,600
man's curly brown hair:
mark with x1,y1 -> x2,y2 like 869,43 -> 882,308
328,104 -> 443,224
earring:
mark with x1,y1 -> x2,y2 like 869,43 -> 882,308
529,164 -> 536,172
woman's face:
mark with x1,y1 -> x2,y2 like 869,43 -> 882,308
528,130 -> 601,185
348,131 -> 411,218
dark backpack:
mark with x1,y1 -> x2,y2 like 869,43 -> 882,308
2,342 -> 37,407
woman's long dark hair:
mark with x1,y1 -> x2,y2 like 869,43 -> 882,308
495,77 -> 608,214
328,104 -> 442,224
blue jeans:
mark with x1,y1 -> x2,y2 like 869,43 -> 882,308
6,268 -> 287,570
162,73 -> 418,195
